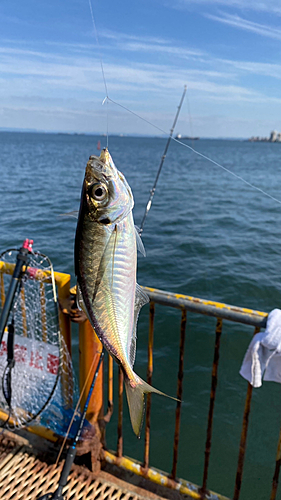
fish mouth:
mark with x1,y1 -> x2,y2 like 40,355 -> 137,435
86,151 -> 119,185
99,148 -> 111,164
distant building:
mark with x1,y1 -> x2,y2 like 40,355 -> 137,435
270,130 -> 277,142
249,130 -> 281,142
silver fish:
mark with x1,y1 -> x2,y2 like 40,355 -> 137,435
75,148 -> 169,436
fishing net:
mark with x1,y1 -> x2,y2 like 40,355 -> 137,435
0,248 -> 80,435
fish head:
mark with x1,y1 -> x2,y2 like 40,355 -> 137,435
83,148 -> 134,224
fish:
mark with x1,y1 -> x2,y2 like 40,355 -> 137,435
75,148 -> 171,436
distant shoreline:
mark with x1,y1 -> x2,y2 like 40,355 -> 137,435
0,129 -> 249,141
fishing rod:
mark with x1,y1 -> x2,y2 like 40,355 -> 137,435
37,350 -> 104,500
0,239 -> 33,345
139,85 -> 187,234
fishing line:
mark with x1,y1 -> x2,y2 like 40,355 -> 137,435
85,4 -> 281,208
107,97 -> 281,207
88,0 -> 108,97
88,0 -> 109,148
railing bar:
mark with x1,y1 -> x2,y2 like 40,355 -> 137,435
201,317 -> 223,495
142,286 -> 267,328
171,308 -> 187,480
0,265 -> 269,326
233,326 -> 260,500
270,426 -> 281,500
117,366 -> 124,458
143,301 -> 155,469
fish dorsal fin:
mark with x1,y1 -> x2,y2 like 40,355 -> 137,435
129,284 -> 150,367
135,226 -> 146,257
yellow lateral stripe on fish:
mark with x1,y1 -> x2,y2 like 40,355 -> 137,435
75,148 -> 175,436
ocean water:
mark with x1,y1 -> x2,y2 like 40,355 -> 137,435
1,132 -> 281,499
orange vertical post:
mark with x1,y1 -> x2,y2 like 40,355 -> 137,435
0,273 -> 5,308
55,273 -> 71,355
79,319 -> 103,424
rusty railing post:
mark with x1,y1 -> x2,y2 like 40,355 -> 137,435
233,326 -> 260,500
201,317 -> 223,496
270,424 -> 281,499
117,367 -> 124,458
143,301 -> 155,470
171,308 -> 187,480
104,355 -> 114,424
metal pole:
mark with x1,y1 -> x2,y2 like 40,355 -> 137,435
139,85 -> 187,233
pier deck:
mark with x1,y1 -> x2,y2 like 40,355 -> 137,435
0,430 -> 188,500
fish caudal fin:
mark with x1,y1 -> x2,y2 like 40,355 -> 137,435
124,374 -> 177,437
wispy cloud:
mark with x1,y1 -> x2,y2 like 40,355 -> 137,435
1,28 -> 281,135
177,0 -> 281,16
0,42 -> 271,110
0,39 -> 279,101
206,12 -> 281,40
219,58 -> 281,81
102,30 -> 203,56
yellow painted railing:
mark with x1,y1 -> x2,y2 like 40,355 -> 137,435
101,287 -> 273,500
1,259 -> 280,500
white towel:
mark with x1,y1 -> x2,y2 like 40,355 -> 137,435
240,309 -> 281,388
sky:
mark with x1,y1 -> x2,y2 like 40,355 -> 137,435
2,0 -> 281,137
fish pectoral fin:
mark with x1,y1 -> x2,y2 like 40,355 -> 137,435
135,226 -> 146,257
59,210 -> 79,219
124,373 -> 179,437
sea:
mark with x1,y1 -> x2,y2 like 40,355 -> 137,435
1,131 -> 281,500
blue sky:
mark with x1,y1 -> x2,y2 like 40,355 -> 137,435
2,0 -> 281,137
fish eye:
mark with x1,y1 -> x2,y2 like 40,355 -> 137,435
90,183 -> 107,201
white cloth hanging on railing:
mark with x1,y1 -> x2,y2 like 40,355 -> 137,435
240,309 -> 281,388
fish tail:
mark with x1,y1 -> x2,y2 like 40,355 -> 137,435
124,372 -> 177,437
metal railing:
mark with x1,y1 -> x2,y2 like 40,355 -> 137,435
1,257 -> 280,500
101,286 -> 281,500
